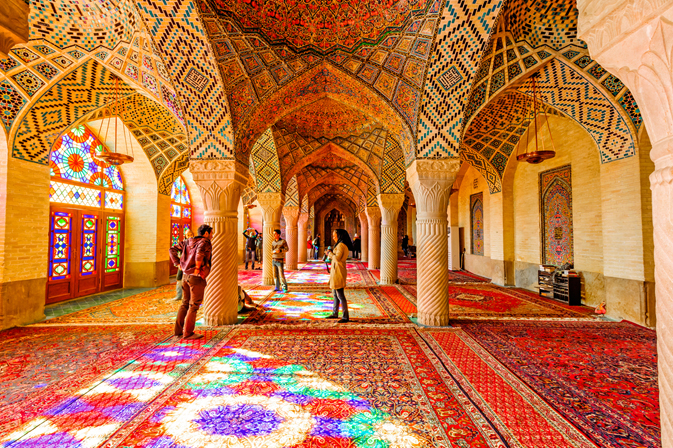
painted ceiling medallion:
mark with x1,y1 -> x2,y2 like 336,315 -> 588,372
210,0 -> 432,54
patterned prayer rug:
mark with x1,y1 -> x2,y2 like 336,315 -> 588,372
0,330 -> 228,447
379,286 -> 417,315
401,284 -> 593,320
421,329 -> 596,448
398,268 -> 416,284
241,288 -> 410,325
35,285 -> 195,324
238,268 -> 264,285
0,325 -> 172,437
99,328 -> 506,448
300,262 -> 362,270
459,321 -> 660,448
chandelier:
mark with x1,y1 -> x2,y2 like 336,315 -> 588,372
95,74 -> 134,166
516,73 -> 556,164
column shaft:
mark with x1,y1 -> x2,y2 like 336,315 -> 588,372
283,206 -> 300,270
297,212 -> 309,263
258,192 -> 284,286
366,207 -> 381,270
378,194 -> 405,285
359,211 -> 369,262
407,160 -> 460,326
191,160 -> 246,326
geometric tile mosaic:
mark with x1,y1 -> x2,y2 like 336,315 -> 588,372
250,128 -> 281,193
0,80 -> 27,132
12,71 -> 45,97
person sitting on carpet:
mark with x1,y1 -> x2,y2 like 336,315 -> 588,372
238,286 -> 258,313
324,229 -> 353,323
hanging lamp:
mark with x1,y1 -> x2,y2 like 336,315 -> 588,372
95,74 -> 134,166
516,73 -> 556,164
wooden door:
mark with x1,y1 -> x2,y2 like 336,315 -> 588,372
46,208 -> 76,304
74,212 -> 102,297
102,212 -> 124,291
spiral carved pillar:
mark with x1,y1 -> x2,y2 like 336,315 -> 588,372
407,159 -> 460,326
366,207 -> 381,270
378,194 -> 405,285
283,206 -> 300,270
359,211 -> 369,262
575,8 -> 673,440
258,192 -> 284,286
297,212 -> 309,263
190,160 -> 247,325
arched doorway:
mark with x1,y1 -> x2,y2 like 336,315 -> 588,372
47,125 -> 125,304
170,175 -> 193,275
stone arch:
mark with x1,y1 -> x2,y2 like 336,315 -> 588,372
301,171 -> 367,202
282,141 -> 381,193
236,63 -> 414,164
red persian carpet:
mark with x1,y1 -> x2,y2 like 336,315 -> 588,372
402,284 -> 593,319
459,320 -> 660,448
103,328 -> 507,448
379,285 -> 417,314
0,324 -> 172,436
421,329 -> 597,447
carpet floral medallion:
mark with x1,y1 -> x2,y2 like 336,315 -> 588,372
102,328 -> 506,448
459,321 -> 659,448
241,288 -> 410,325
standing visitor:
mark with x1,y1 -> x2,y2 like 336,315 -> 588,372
307,235 -> 313,261
325,229 -> 353,323
172,229 -> 194,301
313,234 -> 321,260
242,227 -> 259,270
272,229 -> 289,292
353,233 -> 361,259
169,224 -> 213,340
402,234 -> 410,257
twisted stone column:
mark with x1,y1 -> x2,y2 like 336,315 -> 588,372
377,194 -> 405,285
258,192 -> 284,286
191,160 -> 247,325
366,206 -> 381,270
297,212 -> 309,263
283,206 -> 300,270
407,159 -> 460,326
359,211 -> 369,262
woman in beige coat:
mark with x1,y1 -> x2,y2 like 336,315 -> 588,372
325,228 -> 353,323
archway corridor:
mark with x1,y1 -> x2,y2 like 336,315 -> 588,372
0,0 -> 666,446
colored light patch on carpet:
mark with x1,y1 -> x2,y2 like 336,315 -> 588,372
242,288 -> 410,324
460,321 -> 659,448
0,325 -> 171,437
239,269 -> 264,285
301,262 -> 362,270
112,328 -> 505,448
0,330 -> 228,447
35,285 -> 194,324
422,329 -> 596,448
287,270 -> 376,287
402,284 -> 592,319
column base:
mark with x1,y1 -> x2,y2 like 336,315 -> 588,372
203,313 -> 238,326
418,312 -> 450,327
263,277 -> 275,286
379,277 -> 396,285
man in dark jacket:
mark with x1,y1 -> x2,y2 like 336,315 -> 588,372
169,224 -> 213,340
242,227 -> 259,270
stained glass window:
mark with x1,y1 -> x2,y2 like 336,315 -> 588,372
50,125 -> 123,191
171,204 -> 181,218
104,191 -> 123,210
50,181 -> 102,207
170,175 -> 192,244
171,222 -> 180,246
171,176 -> 190,206
105,216 -> 121,273
80,214 -> 98,276
49,211 -> 73,280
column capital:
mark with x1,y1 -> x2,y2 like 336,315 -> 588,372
407,159 -> 460,217
283,206 -> 300,225
297,212 -> 309,226
366,206 -> 381,223
377,193 -> 405,225
257,192 -> 284,220
190,159 -> 247,213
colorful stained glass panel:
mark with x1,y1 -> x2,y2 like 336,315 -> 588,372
105,216 -> 121,273
49,211 -> 72,280
171,204 -> 181,218
171,222 -> 180,246
183,224 -> 191,237
80,214 -> 98,276
105,191 -> 123,210
171,176 -> 191,205
183,206 -> 191,219
50,181 -> 101,207
50,125 -> 124,191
